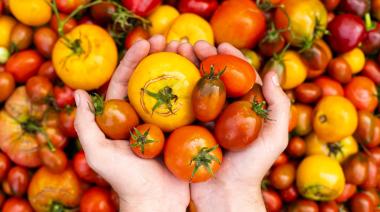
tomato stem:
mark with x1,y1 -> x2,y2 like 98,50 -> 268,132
365,12 -> 376,31
201,65 -> 225,80
327,143 -> 343,158
90,93 -> 105,116
143,86 -> 178,115
130,128 -> 155,155
251,99 -> 269,120
20,118 -> 56,152
190,145 -> 221,181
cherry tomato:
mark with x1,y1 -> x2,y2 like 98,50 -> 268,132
50,13 -> 78,34
327,57 -> 352,84
90,2 -> 116,25
33,27 -> 58,58
124,27 -> 150,49
258,25 -> 286,57
73,151 -> 108,186
164,125 -> 222,182
280,184 -> 298,202
369,147 -> 380,166
293,104 -> 313,136
0,71 -> 15,102
301,40 -> 331,71
294,82 -> 322,104
323,0 -> 341,11
287,137 -> 306,158
314,76 -> 344,97
339,0 -> 370,16
38,61 -> 57,81
262,189 -> 282,212
56,0 -> 89,14
9,23 -> 33,51
363,188 -> 380,207
7,166 -> 29,197
343,153 -> 369,185
355,111 -> 380,148
2,197 -> 33,212
361,23 -> 380,54
0,152 -> 10,181
5,50 -> 44,83
362,59 -> 380,84
59,107 -> 77,138
361,158 -> 378,189
80,187 -> 116,212
39,146 -> 68,174
178,0 -> 218,19
288,104 -> 298,132
350,192 -> 375,212
344,76 -> 378,112
319,201 -> 339,212
270,162 -> 296,190
288,199 -> 319,212
122,0 -> 161,17
241,84 -> 265,103
335,183 -> 357,203
274,152 -> 289,166
130,123 -> 165,159
25,76 -> 53,104
53,85 -> 75,109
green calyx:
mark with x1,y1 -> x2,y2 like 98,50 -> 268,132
144,86 -> 178,114
90,93 -> 105,116
130,128 -> 155,155
201,65 -> 225,80
20,118 -> 56,152
251,100 -> 269,119
327,142 -> 344,158
190,145 -> 221,181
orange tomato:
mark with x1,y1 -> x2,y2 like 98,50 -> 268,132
344,76 -> 378,112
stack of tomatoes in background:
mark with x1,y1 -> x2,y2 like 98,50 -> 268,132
0,0 -> 380,211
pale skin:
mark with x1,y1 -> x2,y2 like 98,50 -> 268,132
74,35 -> 290,212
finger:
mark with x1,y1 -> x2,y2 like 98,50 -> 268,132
194,40 -> 217,61
178,42 -> 199,65
165,40 -> 180,52
106,40 -> 150,100
149,35 -> 166,53
74,90 -> 107,153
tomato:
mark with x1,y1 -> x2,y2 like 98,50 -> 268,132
53,24 -> 117,90
201,55 -> 256,97
294,83 -> 322,104
293,104 -> 313,136
39,146 -> 68,174
288,105 -> 298,132
327,14 -> 365,53
306,134 -> 358,162
241,84 -> 265,103
7,166 -> 29,197
178,0 -> 218,19
80,187 -> 116,212
363,188 -> 380,207
130,123 -> 165,159
2,197 -> 33,212
122,0 -> 161,17
215,101 -> 265,151
9,0 -> 51,26
297,155 -> 345,201
9,23 -> 33,51
287,136 -> 306,158
211,0 -> 266,49
339,0 -> 370,16
280,51 -> 307,90
164,125 -> 222,182
327,57 -> 352,84
38,61 -> 57,81
0,16 -> 16,48
33,27 -> 58,58
361,23 -> 380,55
128,52 -> 200,132
319,201 -> 339,212
280,185 -> 298,202
323,0 -> 341,11
0,72 -> 15,102
288,199 -> 319,212
147,5 -> 179,35
241,49 -> 262,71
53,85 -> 75,109
361,158 -> 378,189
5,50 -> 44,83
0,152 -> 10,181
262,189 -> 282,212
90,2 -> 116,25
73,151 -> 107,186
345,76 -> 378,112
350,192 -> 375,212
92,96 -> 139,140
25,76 -> 53,104
50,13 -> 78,34
335,183 -> 357,203
56,0 -> 89,14
274,152 -> 289,166
59,107 -> 77,138
369,147 -> 380,166
166,13 -> 214,45
300,40 -> 331,71
341,48 -> 365,74
343,153 -> 369,185
0,47 -> 9,64
28,167 -> 82,211
270,163 -> 296,190
373,0 -> 380,21
362,60 -> 380,84
258,25 -> 286,58
314,77 -> 344,97
124,27 -> 150,49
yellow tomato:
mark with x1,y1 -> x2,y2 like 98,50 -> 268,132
9,0 -> 51,26
341,48 -> 365,74
148,5 -> 179,36
297,155 -> 345,201
128,52 -> 200,132
281,51 -> 307,89
52,24 -> 117,90
313,96 -> 358,142
241,49 -> 262,71
166,13 -> 214,45
305,133 -> 358,163
0,16 -> 17,48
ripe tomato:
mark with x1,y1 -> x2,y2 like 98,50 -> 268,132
33,27 -> 58,58
128,52 -> 200,132
80,187 -> 116,212
362,59 -> 380,84
211,0 -> 266,49
288,199 -> 319,212
38,61 -> 57,81
50,13 -> 78,34
241,49 -> 262,71
0,16 -> 16,48
293,104 -> 313,136
130,123 -> 165,159
335,183 -> 357,203
344,76 -> 378,112
7,166 -> 29,197
164,125 -> 222,182
274,152 -> 289,166
313,96 -> 357,142
2,197 -> 33,212
200,55 -> 256,97
215,101 -> 265,151
124,27 -> 150,49
350,192 -> 375,212
363,188 -> 380,207
297,155 -> 345,201
270,162 -> 296,190
9,0 -> 51,26
314,77 -> 344,97
122,0 -> 161,17
323,0 -> 341,11
90,2 -> 116,25
93,96 -> 139,140
10,23 -> 33,51
258,27 -> 286,58
294,82 -> 322,104
192,68 -> 226,122
0,72 -> 15,102
341,48 -> 365,74
25,76 -> 53,104
53,85 -> 75,109
288,104 -> 298,132
59,107 -> 77,138
0,152 -> 10,181
5,50 -> 44,83
147,5 -> 179,35
241,84 -> 265,103
369,147 -> 380,166
178,0 -> 218,19
327,57 -> 352,84
56,0 -> 90,14
280,185 -> 298,202
343,153 -> 369,185
280,51 -> 307,90
319,201 -> 339,212
361,158 -> 378,189
300,39 -> 331,71
39,146 -> 68,174
53,24 -> 117,90
340,0 -> 370,17
262,189 -> 282,212
166,13 -> 214,45
287,136 -> 306,158
73,151 -> 107,186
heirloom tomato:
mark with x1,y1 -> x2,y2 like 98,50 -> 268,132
9,23 -> 33,51
0,16 -> 16,48
122,0 -> 161,17
80,187 -> 116,212
39,146 -> 68,174
341,48 -> 365,74
5,50 -> 44,83
280,51 -> 307,90
25,76 -> 53,104
147,5 -> 179,35
0,71 -> 15,102
164,126 -> 222,182
130,123 -> 165,159
2,197 -> 33,212
9,0 -> 51,26
128,52 -> 200,132
90,2 -> 116,25
296,155 -> 345,201
343,153 -> 369,185
52,24 -> 117,90
300,39 -> 332,71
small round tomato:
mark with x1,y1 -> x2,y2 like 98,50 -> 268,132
59,107 -> 77,138
288,199 -> 319,212
92,96 -> 139,140
53,85 -> 75,108
124,27 -> 150,49
90,2 -> 116,25
270,162 -> 296,190
56,0 -> 89,14
9,23 -> 33,51
0,153 -> 10,181
192,68 -> 226,122
313,96 -> 358,142
335,183 -> 357,203
122,0 -> 161,17
280,185 -> 298,202
287,136 -> 306,158
280,51 -> 307,90
345,76 -> 378,112
319,201 -> 339,212
343,153 -> 369,185
33,27 -> 58,58
341,48 -> 365,74
9,0 -> 51,26
5,50 -> 44,83
297,155 -> 345,201
294,82 -> 322,104
327,57 -> 352,84
0,72 -> 15,102
50,13 -> 78,34
323,0 -> 341,11
241,49 -> 262,71
39,146 -> 68,174
25,76 -> 53,103
350,192 -> 375,212
362,59 -> 380,84
241,84 -> 265,103
262,189 -> 282,212
340,0 -> 370,16
293,104 -> 313,136
7,166 -> 29,197
2,197 -> 33,212
38,61 -> 57,81
314,77 -> 344,97
164,125 -> 222,182
215,101 -> 265,151
363,188 -> 380,207
147,5 -> 179,35
288,104 -> 298,132
200,55 -> 256,97
178,0 -> 218,19
130,123 -> 165,159
361,158 -> 378,189
259,26 -> 286,58
0,16 -> 17,48
80,187 -> 116,212
73,151 -> 107,186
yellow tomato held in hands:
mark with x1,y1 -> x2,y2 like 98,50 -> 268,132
281,51 -> 307,89
0,16 -> 16,48
9,0 -> 52,26
166,13 -> 214,45
305,133 -> 358,163
341,48 -> 365,74
297,155 -> 345,201
52,24 -> 117,90
128,52 -> 200,132
148,5 -> 179,36
313,96 -> 358,142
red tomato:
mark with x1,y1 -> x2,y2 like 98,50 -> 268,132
262,189 -> 282,212
274,153 -> 289,166
178,0 -> 218,19
350,192 -> 375,212
362,60 -> 380,84
314,76 -> 344,97
319,201 -> 339,212
2,197 -> 33,212
361,158 -> 378,189
130,123 -> 165,159
53,85 -> 75,108
294,83 -> 322,104
121,0 -> 161,17
59,107 -> 77,138
343,153 -> 369,185
345,76 -> 378,112
39,146 -> 68,174
80,187 -> 116,212
0,72 -> 15,102
0,152 -> 10,181
50,13 -> 78,34
335,184 -> 357,203
286,137 -> 306,158
73,151 -> 108,186
7,166 -> 30,197
327,57 -> 352,84
269,163 -> 296,190
323,0 -> 341,11
124,27 -> 150,49
56,0 -> 90,14
90,2 -> 116,25
369,147 -> 380,166
38,61 -> 57,81
280,185 -> 298,202
5,50 -> 44,83
25,76 -> 53,103
288,199 -> 319,212
33,27 -> 58,58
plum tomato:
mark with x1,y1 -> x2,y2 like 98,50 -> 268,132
9,23 -> 33,51
344,76 -> 378,112
80,187 -> 116,212
38,61 -> 57,81
5,50 -> 44,83
293,104 -> 313,136
33,27 -> 58,58
25,76 -> 53,104
0,71 -> 15,102
130,123 -> 165,159
0,152 -> 10,181
327,57 -> 352,84
294,82 -> 322,104
7,166 -> 30,197
53,85 -> 75,109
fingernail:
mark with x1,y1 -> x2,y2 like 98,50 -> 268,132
272,74 -> 280,86
74,93 -> 81,106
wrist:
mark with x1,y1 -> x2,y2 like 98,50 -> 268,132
119,196 -> 188,212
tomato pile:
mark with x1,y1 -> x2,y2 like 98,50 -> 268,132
1,0 -> 380,211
